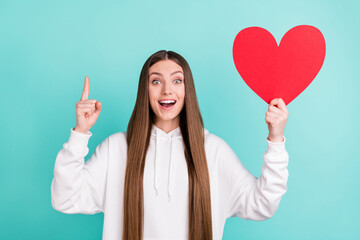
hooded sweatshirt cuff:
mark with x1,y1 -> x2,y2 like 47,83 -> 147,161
68,128 -> 92,148
266,136 -> 286,153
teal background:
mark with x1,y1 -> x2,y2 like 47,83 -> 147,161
1,0 -> 359,239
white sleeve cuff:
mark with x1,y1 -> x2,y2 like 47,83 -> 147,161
68,128 -> 92,148
266,136 -> 286,153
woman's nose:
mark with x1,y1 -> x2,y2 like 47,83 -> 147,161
162,81 -> 173,95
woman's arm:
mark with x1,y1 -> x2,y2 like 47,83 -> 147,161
221,98 -> 289,220
221,137 -> 289,220
50,128 -> 109,214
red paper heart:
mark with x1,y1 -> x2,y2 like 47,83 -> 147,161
232,25 -> 326,105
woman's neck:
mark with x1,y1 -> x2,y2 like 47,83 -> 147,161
153,118 -> 180,134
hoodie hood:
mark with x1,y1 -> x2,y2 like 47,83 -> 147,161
150,124 -> 209,202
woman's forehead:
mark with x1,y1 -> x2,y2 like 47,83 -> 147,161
149,60 -> 183,74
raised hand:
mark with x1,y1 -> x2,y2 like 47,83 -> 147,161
265,98 -> 288,142
74,76 -> 102,134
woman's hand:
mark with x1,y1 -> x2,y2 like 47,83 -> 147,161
265,98 -> 288,142
74,76 -> 102,134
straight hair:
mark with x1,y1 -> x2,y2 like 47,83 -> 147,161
122,50 -> 213,239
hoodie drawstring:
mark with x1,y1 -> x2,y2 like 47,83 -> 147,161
154,133 -> 160,195
152,125 -> 181,203
167,138 -> 175,201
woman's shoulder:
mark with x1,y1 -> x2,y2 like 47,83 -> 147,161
204,128 -> 228,149
105,131 -> 127,144
203,128 -> 237,166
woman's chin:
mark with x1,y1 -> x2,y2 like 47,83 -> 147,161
155,112 -> 180,123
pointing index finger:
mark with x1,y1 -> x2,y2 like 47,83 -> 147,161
81,76 -> 90,100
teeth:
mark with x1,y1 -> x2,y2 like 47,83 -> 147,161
159,100 -> 176,104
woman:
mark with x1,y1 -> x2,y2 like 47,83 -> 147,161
51,50 -> 289,240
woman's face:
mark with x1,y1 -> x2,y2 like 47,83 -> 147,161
148,59 -> 185,128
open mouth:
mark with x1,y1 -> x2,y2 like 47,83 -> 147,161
158,100 -> 177,109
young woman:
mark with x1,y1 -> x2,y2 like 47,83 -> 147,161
51,50 -> 289,240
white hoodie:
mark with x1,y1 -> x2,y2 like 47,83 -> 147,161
51,124 -> 289,240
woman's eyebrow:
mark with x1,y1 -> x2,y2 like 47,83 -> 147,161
149,71 -> 184,76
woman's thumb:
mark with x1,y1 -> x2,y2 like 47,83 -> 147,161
94,101 -> 102,115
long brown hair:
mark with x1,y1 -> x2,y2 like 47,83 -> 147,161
123,50 -> 213,240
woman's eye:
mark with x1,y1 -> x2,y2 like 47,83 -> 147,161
174,79 -> 182,84
152,79 -> 160,84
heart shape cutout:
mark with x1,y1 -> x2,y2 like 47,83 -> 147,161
232,25 -> 326,105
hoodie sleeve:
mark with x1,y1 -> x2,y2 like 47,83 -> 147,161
219,137 -> 289,220
51,128 -> 109,215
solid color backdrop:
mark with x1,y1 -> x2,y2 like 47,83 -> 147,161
0,0 -> 359,239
